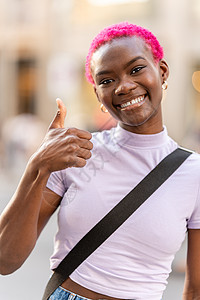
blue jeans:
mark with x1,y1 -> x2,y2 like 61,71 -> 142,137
49,286 -> 93,300
49,286 -> 162,300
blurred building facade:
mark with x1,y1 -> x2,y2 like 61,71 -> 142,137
0,0 -> 200,150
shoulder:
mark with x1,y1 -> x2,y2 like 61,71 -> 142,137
185,150 -> 200,166
180,149 -> 200,182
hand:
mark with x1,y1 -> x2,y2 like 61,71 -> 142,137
33,98 -> 93,173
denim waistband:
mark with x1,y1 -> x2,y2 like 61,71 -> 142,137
49,286 -> 94,300
49,286 -> 161,300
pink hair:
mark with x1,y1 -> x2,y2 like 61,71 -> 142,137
85,22 -> 164,85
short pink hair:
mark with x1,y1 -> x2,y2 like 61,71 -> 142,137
85,22 -> 164,85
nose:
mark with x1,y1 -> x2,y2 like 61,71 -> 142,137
114,78 -> 137,95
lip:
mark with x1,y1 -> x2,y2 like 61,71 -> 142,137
115,94 -> 147,111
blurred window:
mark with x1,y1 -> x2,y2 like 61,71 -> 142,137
16,58 -> 37,114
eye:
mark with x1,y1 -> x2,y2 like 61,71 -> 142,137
131,66 -> 146,74
99,78 -> 114,85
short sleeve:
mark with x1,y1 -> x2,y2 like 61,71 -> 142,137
46,170 -> 67,197
187,182 -> 200,229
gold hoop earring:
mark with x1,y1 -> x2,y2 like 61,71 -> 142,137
162,81 -> 168,90
100,104 -> 108,113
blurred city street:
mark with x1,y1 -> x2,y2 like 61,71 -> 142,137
0,169 -> 187,300
1,1 -> 200,299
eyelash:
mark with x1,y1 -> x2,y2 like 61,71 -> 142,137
99,79 -> 113,85
131,66 -> 146,74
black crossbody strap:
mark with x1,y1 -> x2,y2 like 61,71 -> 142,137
42,147 -> 192,300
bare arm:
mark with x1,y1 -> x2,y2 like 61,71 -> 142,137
0,163 -> 58,275
0,99 -> 93,275
183,229 -> 200,299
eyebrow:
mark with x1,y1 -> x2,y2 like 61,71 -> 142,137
95,56 -> 146,78
124,56 -> 146,69
95,70 -> 112,78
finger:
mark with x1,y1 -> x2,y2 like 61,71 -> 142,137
64,155 -> 87,169
64,135 -> 93,151
66,127 -> 92,140
76,130 -> 92,140
77,138 -> 93,150
49,98 -> 67,130
73,157 -> 88,168
76,148 -> 92,160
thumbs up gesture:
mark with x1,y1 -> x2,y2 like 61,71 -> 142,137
49,98 -> 67,129
34,99 -> 93,174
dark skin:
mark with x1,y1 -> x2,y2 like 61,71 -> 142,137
183,229 -> 200,299
91,37 -> 167,135
0,37 -> 200,300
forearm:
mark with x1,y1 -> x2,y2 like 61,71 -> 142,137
0,155 -> 50,275
183,291 -> 200,300
183,278 -> 200,299
183,228 -> 200,300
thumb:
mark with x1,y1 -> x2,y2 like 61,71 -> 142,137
49,98 -> 67,129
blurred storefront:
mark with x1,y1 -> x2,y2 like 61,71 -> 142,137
0,0 -> 200,150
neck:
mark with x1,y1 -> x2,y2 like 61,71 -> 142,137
119,107 -> 164,134
119,121 -> 164,135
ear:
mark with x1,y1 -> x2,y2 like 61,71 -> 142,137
159,59 -> 169,83
93,86 -> 101,103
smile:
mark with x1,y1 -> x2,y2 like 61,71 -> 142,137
120,95 -> 145,109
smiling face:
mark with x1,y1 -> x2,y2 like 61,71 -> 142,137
91,36 -> 169,134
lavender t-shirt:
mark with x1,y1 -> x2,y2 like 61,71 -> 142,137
47,125 -> 200,300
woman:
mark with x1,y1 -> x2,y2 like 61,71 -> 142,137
1,22 -> 200,300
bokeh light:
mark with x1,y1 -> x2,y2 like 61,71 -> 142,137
192,71 -> 200,93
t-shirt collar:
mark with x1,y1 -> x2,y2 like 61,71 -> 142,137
112,124 -> 169,148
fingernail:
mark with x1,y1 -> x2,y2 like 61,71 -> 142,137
56,98 -> 61,107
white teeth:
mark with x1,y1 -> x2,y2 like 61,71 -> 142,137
120,95 -> 145,108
